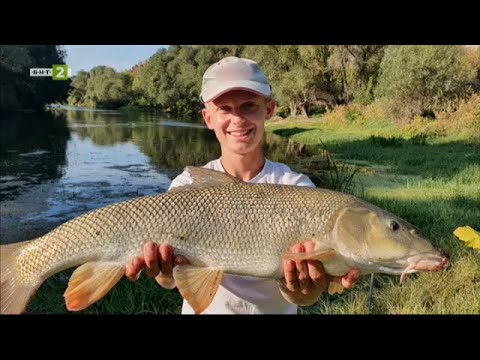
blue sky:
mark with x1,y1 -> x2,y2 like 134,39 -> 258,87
63,45 -> 167,75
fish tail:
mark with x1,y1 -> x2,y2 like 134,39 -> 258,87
1,241 -> 38,314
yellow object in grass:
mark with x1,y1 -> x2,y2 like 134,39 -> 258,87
453,226 -> 480,251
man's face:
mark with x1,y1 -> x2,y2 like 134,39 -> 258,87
202,90 -> 275,156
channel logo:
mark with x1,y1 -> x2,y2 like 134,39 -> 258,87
30,64 -> 71,80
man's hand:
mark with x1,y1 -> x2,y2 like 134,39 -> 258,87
279,240 -> 360,306
125,242 -> 189,289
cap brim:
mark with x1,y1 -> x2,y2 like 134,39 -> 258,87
201,80 -> 271,103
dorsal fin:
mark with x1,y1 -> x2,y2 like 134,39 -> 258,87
186,166 -> 242,185
169,166 -> 241,193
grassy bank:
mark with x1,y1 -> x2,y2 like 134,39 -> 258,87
266,117 -> 479,314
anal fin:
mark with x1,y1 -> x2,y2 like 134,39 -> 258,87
173,264 -> 223,314
64,261 -> 125,311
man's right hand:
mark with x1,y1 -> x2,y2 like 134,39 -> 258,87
125,242 -> 189,289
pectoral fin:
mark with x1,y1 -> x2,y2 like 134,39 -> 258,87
64,261 -> 125,311
173,265 -> 223,314
282,248 -> 336,261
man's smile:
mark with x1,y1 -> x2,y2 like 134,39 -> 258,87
226,128 -> 254,139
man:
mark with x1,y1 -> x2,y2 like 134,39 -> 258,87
126,56 -> 359,314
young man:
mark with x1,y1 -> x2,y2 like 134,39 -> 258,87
126,56 -> 360,314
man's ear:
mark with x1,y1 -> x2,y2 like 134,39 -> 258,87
266,99 -> 276,119
202,107 -> 215,130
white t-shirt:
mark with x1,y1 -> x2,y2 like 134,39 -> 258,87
168,158 -> 316,314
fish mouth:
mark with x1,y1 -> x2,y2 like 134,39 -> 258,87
399,250 -> 449,284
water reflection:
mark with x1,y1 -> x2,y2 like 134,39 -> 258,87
63,109 -> 221,173
0,111 -> 70,199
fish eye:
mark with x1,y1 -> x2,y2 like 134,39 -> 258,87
390,220 -> 400,231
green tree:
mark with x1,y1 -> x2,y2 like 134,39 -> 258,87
458,46 -> 480,93
374,45 -> 469,120
0,45 -> 70,111
328,45 -> 385,105
69,66 -> 132,109
244,45 -> 335,117
67,70 -> 89,106
132,45 -> 244,115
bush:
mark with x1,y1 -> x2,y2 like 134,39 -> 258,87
375,46 -> 470,122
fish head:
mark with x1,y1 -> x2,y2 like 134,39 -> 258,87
333,204 -> 449,281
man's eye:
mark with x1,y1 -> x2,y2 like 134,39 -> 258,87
242,103 -> 257,113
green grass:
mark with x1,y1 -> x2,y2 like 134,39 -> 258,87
28,270 -> 183,314
267,118 -> 480,314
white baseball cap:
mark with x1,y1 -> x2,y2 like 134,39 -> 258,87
200,56 -> 271,103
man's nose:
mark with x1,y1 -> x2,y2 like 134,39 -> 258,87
229,111 -> 247,124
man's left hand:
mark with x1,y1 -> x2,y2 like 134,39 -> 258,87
279,240 -> 360,306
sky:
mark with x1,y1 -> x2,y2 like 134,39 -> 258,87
63,45 -> 167,75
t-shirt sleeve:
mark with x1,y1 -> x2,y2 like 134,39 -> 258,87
274,162 -> 316,188
289,173 -> 316,188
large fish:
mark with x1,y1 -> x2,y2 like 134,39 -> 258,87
1,167 -> 449,314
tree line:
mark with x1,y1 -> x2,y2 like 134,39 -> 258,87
2,45 -> 479,122
69,45 -> 480,121
1,45 -> 70,111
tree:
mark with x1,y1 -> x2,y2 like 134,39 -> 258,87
68,66 -> 132,109
132,45 -> 244,115
67,70 -> 89,106
1,45 -> 70,111
244,45 -> 335,117
328,45 -> 385,105
374,45 -> 468,120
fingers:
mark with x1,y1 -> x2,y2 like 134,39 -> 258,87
157,244 -> 190,274
158,243 -> 173,277
304,241 -> 321,283
283,242 -> 315,293
283,256 -> 299,292
154,244 -> 177,289
174,256 -> 190,266
125,256 -> 146,281
341,269 -> 361,289
154,244 -> 190,289
126,242 -> 190,289
279,241 -> 327,305
293,244 -> 312,294
144,242 -> 161,278
304,241 -> 330,293
332,268 -> 361,289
